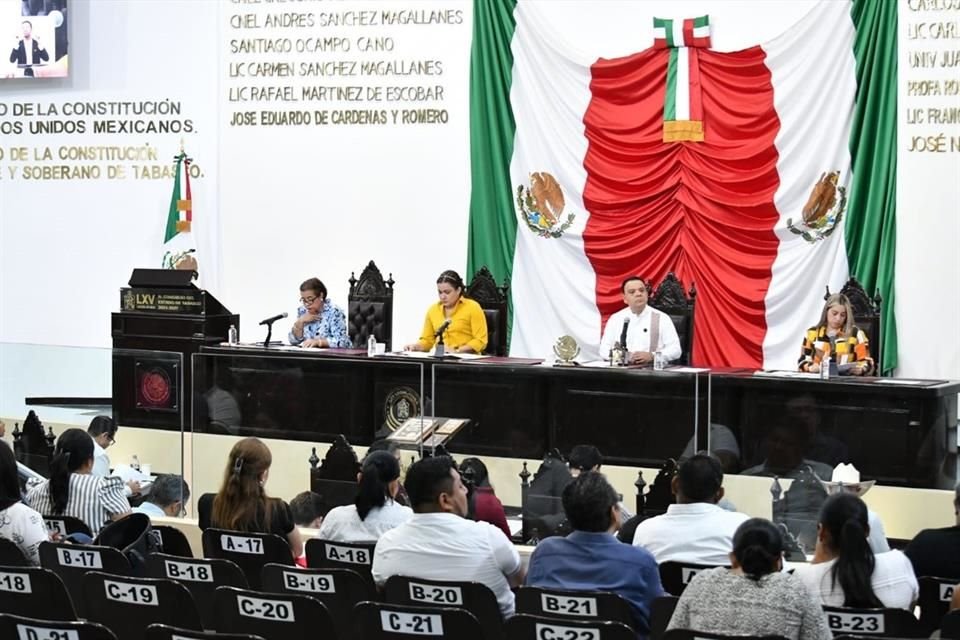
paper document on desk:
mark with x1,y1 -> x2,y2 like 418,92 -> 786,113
753,370 -> 819,379
447,353 -> 489,360
111,465 -> 153,494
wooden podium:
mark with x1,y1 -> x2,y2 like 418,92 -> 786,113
112,269 -> 238,430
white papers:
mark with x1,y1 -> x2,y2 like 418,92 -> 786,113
670,366 -> 710,373
753,370 -> 820,379
872,378 -> 929,386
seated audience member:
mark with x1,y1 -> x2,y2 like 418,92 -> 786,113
461,457 -> 511,539
794,493 -> 917,609
290,491 -> 328,529
133,474 -> 189,518
317,450 -> 412,543
198,437 -> 303,558
0,442 -> 47,564
798,293 -> 874,376
87,415 -> 117,477
668,518 -> 831,640
372,456 -> 523,617
632,454 -> 749,565
368,438 -> 409,505
820,463 -> 889,554
26,428 -> 130,535
527,471 -> 663,636
288,277 -> 352,348
904,483 -> 960,580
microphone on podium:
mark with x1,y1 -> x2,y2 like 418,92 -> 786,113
619,317 -> 630,349
434,318 -> 452,338
258,312 -> 288,326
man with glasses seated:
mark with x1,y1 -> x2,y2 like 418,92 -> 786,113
289,277 -> 352,348
133,474 -> 190,518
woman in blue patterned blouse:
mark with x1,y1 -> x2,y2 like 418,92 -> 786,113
288,277 -> 352,348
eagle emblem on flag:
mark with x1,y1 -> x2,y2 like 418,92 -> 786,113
516,171 -> 576,238
787,171 -> 847,242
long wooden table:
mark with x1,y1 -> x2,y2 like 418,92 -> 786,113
153,346 -> 958,489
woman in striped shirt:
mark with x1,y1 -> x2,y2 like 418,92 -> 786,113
26,428 -> 130,534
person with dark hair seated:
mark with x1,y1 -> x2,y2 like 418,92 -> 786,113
794,493 -> 917,609
460,457 -> 510,538
904,483 -> 960,581
133,474 -> 190,518
0,442 -> 47,564
289,277 -> 351,348
26,428 -> 130,534
404,269 -> 488,354
599,276 -> 681,365
527,471 -> 663,636
632,454 -> 749,565
290,491 -> 328,529
317,450 -> 412,542
372,456 -> 523,617
87,415 -> 117,477
668,518 -> 831,640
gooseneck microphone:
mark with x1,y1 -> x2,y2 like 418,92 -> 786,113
434,318 -> 452,338
258,312 -> 288,326
619,317 -> 630,349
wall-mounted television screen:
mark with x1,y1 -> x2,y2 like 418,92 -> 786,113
2,0 -> 68,79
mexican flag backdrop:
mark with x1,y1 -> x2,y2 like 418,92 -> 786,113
466,0 -> 896,372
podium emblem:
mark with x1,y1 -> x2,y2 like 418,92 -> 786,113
384,386 -> 421,431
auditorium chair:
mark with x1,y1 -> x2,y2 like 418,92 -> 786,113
213,585 -> 336,640
151,525 -> 194,558
83,570 -> 202,640
917,576 -> 957,635
146,552 -> 248,631
43,513 -> 94,539
385,575 -> 503,640
942,610 -> 960,639
515,585 -> 635,630
355,601 -> 485,640
0,564 -> 77,621
39,540 -> 132,617
504,613 -> 635,640
305,537 -> 377,589
822,605 -> 924,637
0,612 -> 117,640
348,260 -> 395,350
310,434 -> 361,510
261,563 -> 375,640
662,631 -> 788,640
650,272 -> 696,366
648,595 -> 679,640
658,561 -> 723,597
465,265 -> 510,356
520,450 -> 571,543
201,528 -> 293,590
0,537 -> 30,566
824,276 -> 883,372
145,624 -> 265,640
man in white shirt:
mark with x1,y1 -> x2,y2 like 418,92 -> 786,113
87,415 -> 117,477
633,454 -> 750,566
132,474 -> 190,518
372,456 -> 524,617
599,276 -> 682,364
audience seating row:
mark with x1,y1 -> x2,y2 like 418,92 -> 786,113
2,556 -> 959,640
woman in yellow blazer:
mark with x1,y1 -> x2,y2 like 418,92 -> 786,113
404,270 -> 488,354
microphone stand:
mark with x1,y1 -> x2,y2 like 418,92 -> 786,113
433,328 -> 446,358
261,319 -> 277,349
